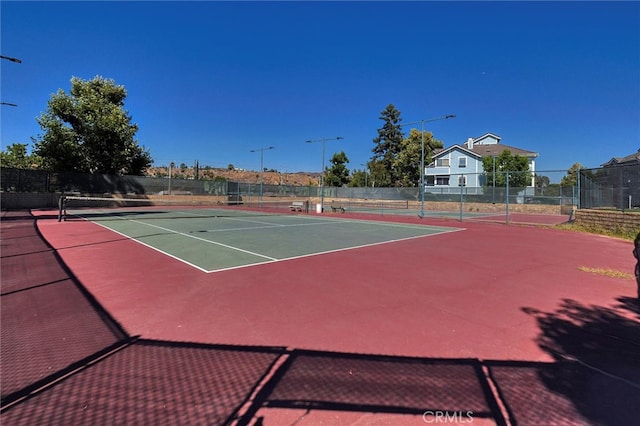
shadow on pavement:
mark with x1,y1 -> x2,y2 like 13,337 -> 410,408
519,297 -> 640,425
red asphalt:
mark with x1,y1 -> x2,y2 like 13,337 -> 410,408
33,210 -> 636,364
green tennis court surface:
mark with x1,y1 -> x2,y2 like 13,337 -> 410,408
69,207 -> 461,272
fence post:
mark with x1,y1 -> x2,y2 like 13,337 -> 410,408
577,168 -> 581,209
505,172 -> 510,225
458,175 -> 465,222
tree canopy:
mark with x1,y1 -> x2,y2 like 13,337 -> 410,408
0,143 -> 42,169
325,151 -> 350,187
481,149 -> 531,187
348,169 -> 368,187
560,162 -> 584,187
33,76 -> 152,175
367,159 -> 391,188
370,105 -> 446,187
394,128 -> 443,187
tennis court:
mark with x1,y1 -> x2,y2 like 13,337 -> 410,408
63,202 -> 462,272
3,206 -> 637,425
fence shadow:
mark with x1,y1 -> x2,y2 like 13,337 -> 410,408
0,211 -> 130,406
1,339 -> 285,426
240,349 -> 505,425
518,297 -> 640,425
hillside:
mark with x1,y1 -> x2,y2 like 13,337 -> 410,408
146,167 -> 320,187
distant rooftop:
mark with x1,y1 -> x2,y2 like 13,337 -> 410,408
601,149 -> 640,167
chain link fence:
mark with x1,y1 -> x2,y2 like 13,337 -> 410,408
580,163 -> 640,210
1,167 -> 585,218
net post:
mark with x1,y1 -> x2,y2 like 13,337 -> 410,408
57,195 -> 66,222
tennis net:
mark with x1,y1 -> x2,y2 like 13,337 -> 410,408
57,195 -> 310,222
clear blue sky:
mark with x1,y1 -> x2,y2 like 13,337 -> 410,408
2,1 -> 639,177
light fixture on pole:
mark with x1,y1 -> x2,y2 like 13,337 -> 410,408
0,55 -> 22,63
305,136 -> 344,212
1,55 -> 22,107
250,146 -> 275,204
399,114 -> 456,218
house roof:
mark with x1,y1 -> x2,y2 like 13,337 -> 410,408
432,144 -> 481,159
469,143 -> 538,158
432,141 -> 538,159
473,132 -> 502,144
601,150 -> 640,166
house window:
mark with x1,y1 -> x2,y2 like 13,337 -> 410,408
426,176 -> 435,186
458,157 -> 467,168
435,175 -> 450,186
436,158 -> 450,167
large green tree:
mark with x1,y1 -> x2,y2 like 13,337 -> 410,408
325,151 -> 350,187
33,76 -> 152,175
372,104 -> 404,186
367,159 -> 391,187
348,169 -> 368,187
482,150 -> 531,187
0,143 -> 42,169
394,128 -> 444,187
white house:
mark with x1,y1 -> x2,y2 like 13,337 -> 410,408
425,133 -> 538,192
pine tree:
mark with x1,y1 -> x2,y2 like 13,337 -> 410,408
372,104 -> 404,186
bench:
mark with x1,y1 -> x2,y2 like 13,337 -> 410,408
289,201 -> 306,212
330,201 -> 346,213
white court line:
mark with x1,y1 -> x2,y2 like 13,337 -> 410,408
68,211 -> 281,270
212,213 -> 461,232
129,219 -> 278,261
203,220 -> 342,233
203,226 -> 465,274
73,211 -> 464,273
199,216 -> 460,234
220,216 -> 288,226
76,219 -> 212,273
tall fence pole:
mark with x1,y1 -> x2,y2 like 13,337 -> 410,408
459,186 -> 463,222
577,168 -> 581,209
458,175 -> 465,222
505,172 -> 510,225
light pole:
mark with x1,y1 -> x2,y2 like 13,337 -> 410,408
168,162 -> 175,195
250,146 -> 275,204
305,136 -> 344,212
399,114 -> 456,218
361,163 -> 368,188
